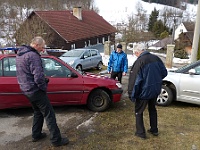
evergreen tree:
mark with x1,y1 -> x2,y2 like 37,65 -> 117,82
148,8 -> 159,32
152,19 -> 165,38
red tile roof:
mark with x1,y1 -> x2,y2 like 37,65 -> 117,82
31,10 -> 116,42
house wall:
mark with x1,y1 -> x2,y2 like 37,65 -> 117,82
174,23 -> 187,40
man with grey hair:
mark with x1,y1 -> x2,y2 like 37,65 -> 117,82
16,36 -> 69,147
128,43 -> 167,139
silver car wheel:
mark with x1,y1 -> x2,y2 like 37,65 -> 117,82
97,62 -> 103,70
157,85 -> 173,106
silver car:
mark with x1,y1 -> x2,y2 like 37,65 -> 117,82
157,60 -> 200,106
59,49 -> 103,71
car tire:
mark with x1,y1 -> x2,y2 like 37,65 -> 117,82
157,85 -> 173,106
96,62 -> 103,70
76,65 -> 82,71
87,89 -> 111,112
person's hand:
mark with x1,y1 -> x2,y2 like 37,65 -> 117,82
45,78 -> 49,83
129,96 -> 136,102
123,72 -> 126,76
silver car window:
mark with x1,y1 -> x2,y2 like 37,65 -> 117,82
62,50 -> 83,57
83,51 -> 91,58
194,65 -> 200,75
91,50 -> 97,56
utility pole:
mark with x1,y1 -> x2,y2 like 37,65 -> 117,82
191,0 -> 200,63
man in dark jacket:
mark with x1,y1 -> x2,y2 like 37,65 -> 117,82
107,44 -> 128,83
128,43 -> 167,139
16,36 -> 69,147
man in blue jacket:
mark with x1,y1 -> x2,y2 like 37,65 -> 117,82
107,44 -> 128,83
128,43 -> 167,139
16,36 -> 69,147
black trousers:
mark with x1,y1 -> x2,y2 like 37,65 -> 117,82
25,90 -> 62,144
111,71 -> 123,83
134,98 -> 158,136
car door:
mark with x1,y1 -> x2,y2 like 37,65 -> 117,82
81,50 -> 92,69
42,57 -> 84,104
0,57 -> 29,109
179,64 -> 200,101
90,50 -> 100,67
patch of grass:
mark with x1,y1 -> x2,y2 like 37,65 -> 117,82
67,99 -> 200,150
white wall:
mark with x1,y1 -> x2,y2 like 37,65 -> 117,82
174,23 -> 187,40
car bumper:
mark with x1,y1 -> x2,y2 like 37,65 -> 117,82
111,88 -> 123,102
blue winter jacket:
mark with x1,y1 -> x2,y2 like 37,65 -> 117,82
107,50 -> 128,73
128,51 -> 167,102
16,45 -> 47,95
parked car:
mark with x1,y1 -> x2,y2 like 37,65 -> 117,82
0,54 -> 123,112
157,60 -> 200,106
59,49 -> 103,71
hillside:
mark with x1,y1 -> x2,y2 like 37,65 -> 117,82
142,0 -> 198,7
95,0 -> 197,25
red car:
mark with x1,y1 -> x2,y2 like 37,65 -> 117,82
0,54 -> 123,112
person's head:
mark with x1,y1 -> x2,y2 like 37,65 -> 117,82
30,36 -> 46,53
133,43 -> 146,57
116,44 -> 122,53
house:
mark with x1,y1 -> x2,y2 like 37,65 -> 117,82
14,7 -> 116,50
176,31 -> 193,55
174,22 -> 195,55
148,37 -> 173,50
174,22 -> 195,40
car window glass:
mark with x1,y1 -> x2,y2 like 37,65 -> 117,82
0,60 -> 2,76
3,57 -> 16,76
84,51 -> 90,58
62,50 -> 83,57
194,65 -> 200,75
42,58 -> 72,77
91,50 -> 97,56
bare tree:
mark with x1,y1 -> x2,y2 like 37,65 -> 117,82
0,0 -> 98,46
134,1 -> 148,31
122,1 -> 149,43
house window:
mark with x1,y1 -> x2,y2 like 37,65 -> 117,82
108,36 -> 110,41
71,44 -> 75,49
180,29 -> 183,33
102,37 -> 105,44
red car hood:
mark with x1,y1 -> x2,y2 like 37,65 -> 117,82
84,72 -> 111,80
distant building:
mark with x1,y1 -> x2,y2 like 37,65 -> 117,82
15,7 -> 117,50
174,22 -> 195,40
174,22 -> 195,55
148,37 -> 173,50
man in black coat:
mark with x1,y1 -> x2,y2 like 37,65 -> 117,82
128,43 -> 167,139
16,36 -> 69,147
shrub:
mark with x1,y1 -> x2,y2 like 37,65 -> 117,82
174,49 -> 189,59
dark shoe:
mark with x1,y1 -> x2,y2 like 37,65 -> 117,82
135,133 -> 147,140
32,132 -> 47,142
147,129 -> 159,136
52,138 -> 69,147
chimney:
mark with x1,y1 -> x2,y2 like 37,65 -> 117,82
73,7 -> 82,20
